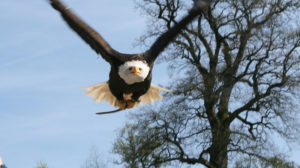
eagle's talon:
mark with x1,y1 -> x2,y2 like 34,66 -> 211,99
126,100 -> 136,109
117,100 -> 136,109
117,101 -> 127,110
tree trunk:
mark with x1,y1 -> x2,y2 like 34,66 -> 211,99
210,125 -> 230,168
205,95 -> 230,168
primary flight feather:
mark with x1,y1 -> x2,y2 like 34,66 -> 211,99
49,0 -> 209,110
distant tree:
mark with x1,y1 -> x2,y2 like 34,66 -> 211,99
113,0 -> 300,168
81,147 -> 107,168
35,161 -> 48,168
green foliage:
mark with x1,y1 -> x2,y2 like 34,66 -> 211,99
113,124 -> 164,168
34,161 -> 48,168
265,156 -> 299,168
234,156 -> 300,168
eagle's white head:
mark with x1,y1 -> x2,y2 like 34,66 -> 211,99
118,60 -> 150,85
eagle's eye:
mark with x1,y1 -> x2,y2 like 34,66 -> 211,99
139,68 -> 142,71
128,67 -> 133,71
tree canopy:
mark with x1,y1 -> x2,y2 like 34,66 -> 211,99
113,0 -> 300,168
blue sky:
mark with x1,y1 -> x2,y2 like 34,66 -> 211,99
0,0 -> 169,167
0,0 -> 299,168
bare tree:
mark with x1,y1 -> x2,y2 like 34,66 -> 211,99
113,0 -> 300,168
81,147 -> 107,168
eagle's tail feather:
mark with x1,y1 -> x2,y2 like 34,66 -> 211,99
83,83 -> 171,108
139,84 -> 171,104
83,82 -> 118,107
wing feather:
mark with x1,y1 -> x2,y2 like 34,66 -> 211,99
145,2 -> 206,63
50,0 -> 124,63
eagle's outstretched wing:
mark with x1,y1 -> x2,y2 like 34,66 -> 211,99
50,0 -> 131,63
145,0 -> 209,63
50,0 -> 208,63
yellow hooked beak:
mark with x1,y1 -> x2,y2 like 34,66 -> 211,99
131,66 -> 140,75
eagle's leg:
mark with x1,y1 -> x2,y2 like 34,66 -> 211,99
115,93 -> 137,110
123,93 -> 137,109
124,91 -> 144,108
114,93 -> 127,110
115,92 -> 144,110
119,92 -> 142,109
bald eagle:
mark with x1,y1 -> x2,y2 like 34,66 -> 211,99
49,0 -> 208,110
